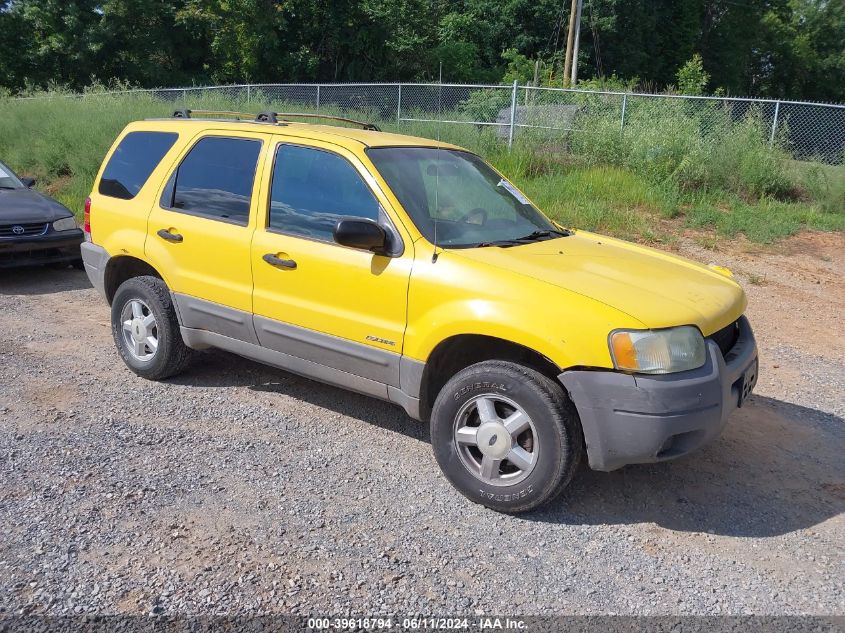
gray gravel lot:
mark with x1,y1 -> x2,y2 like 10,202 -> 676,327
0,267 -> 843,617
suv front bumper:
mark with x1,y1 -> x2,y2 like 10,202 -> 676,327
559,316 -> 758,471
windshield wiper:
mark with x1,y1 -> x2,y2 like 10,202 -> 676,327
474,239 -> 522,248
474,229 -> 571,248
514,229 -> 571,242
0,186 -> 19,190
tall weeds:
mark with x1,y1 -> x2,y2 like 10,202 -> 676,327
0,88 -> 841,242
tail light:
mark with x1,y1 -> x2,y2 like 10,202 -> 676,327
83,197 -> 92,241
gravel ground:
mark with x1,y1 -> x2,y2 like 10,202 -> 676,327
0,235 -> 843,617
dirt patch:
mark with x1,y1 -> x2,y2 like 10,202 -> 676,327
676,230 -> 845,362
19,381 -> 82,412
41,175 -> 73,198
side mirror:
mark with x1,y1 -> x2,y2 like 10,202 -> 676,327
333,217 -> 387,254
20,176 -> 36,188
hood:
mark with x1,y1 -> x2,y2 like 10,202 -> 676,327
0,188 -> 73,224
452,231 -> 745,335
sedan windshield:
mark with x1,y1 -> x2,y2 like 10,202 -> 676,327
367,147 -> 565,248
0,161 -> 24,190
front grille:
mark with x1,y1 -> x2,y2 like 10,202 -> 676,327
0,222 -> 49,238
709,319 -> 740,358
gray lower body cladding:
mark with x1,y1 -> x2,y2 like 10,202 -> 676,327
176,293 -> 260,345
254,314 -> 399,386
80,241 -> 108,298
172,294 -> 424,420
560,316 -> 758,471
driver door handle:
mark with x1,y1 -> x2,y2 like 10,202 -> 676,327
157,228 -> 183,243
263,253 -> 297,269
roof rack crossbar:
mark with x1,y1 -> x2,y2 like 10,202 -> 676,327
271,112 -> 381,131
172,109 -> 256,120
170,109 -> 381,131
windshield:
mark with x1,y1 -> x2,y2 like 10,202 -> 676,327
367,147 -> 562,248
0,161 -> 24,190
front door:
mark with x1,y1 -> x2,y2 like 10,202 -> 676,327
250,139 -> 414,385
146,132 -> 268,342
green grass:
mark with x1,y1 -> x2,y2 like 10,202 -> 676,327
0,92 -> 173,212
684,193 -> 845,242
513,166 -> 675,242
0,89 -> 843,245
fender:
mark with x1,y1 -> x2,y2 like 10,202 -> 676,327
403,250 -> 642,370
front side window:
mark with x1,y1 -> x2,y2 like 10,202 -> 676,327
99,131 -> 178,200
367,147 -> 558,248
269,144 -> 380,241
168,137 -> 261,225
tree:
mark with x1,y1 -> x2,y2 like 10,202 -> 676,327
755,0 -> 845,101
0,3 -> 29,90
676,53 -> 710,95
97,0 -> 207,86
0,0 -> 842,102
2,0 -> 102,89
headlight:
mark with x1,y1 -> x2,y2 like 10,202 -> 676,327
53,217 -> 78,232
609,326 -> 706,374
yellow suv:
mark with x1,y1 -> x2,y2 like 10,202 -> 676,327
81,110 -> 758,513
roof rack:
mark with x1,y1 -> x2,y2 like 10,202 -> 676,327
171,109 -> 381,131
172,109 -> 255,120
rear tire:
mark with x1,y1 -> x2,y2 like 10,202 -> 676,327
430,360 -> 583,513
111,276 -> 193,380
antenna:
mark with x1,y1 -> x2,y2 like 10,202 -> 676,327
432,61 -> 443,263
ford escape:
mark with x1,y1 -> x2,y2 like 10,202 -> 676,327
81,111 -> 758,513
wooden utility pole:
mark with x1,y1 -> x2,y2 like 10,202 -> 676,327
570,0 -> 583,85
562,0 -> 583,87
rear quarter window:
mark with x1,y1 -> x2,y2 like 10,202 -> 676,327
98,131 -> 178,200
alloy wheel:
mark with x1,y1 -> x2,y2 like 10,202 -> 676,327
120,299 -> 158,362
453,393 -> 538,487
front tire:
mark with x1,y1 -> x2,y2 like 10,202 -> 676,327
430,360 -> 583,513
111,276 -> 193,380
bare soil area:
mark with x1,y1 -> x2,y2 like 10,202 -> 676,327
0,232 -> 842,616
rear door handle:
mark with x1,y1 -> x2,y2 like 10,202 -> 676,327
157,229 -> 183,243
263,253 -> 297,269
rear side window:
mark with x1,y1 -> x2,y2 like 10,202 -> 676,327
99,131 -> 178,200
167,137 -> 261,225
269,144 -> 380,241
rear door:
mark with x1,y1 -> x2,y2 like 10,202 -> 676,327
146,131 -> 269,342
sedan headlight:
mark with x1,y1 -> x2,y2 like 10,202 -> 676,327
609,326 -> 706,374
52,217 -> 78,232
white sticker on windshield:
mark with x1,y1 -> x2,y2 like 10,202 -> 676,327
0,166 -> 9,178
497,178 -> 531,205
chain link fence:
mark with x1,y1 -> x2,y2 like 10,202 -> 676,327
36,82 -> 845,164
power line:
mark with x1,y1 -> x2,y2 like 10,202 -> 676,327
548,0 -> 569,56
588,0 -> 603,78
